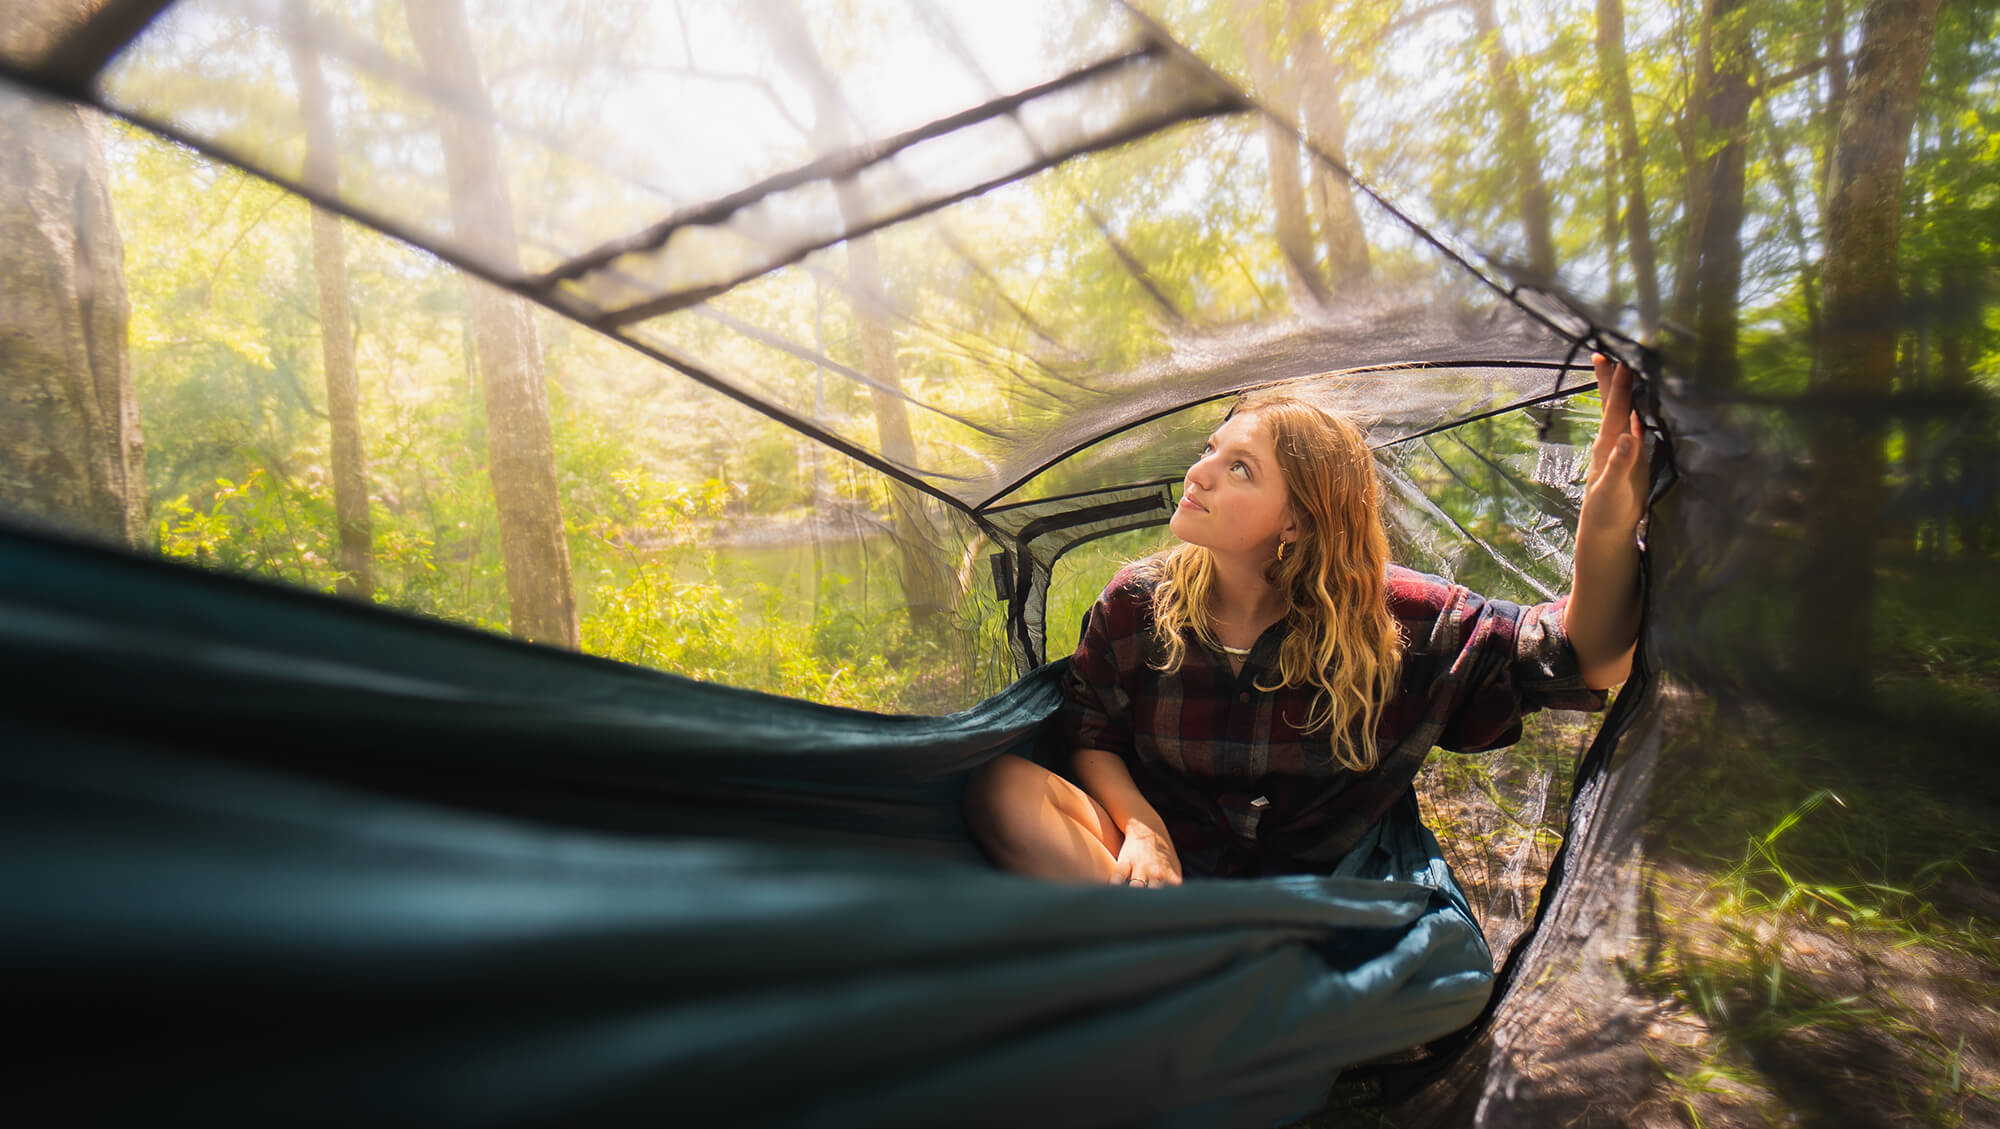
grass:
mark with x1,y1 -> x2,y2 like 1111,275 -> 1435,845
1637,711 -> 2000,1129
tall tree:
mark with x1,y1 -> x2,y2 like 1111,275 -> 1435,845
0,25 -> 146,547
1902,0 -> 1995,558
1673,0 -> 1754,389
1594,0 -> 1660,335
1469,0 -> 1557,286
284,2 -> 372,600
1793,0 -> 1945,697
406,0 -> 579,647
1237,0 -> 1327,308
1291,0 -> 1370,292
763,0 -> 958,637
1821,0 -> 1850,201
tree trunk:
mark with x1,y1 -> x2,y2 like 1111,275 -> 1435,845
1237,0 -> 1326,309
1291,0 -> 1370,293
1794,0 -> 1944,699
1927,8 -> 1986,560
845,232 -> 956,636
1821,0 -> 1850,214
285,2 -> 373,600
1935,271 -> 1970,391
762,0 -> 957,639
1688,0 -> 1754,391
406,0 -> 578,647
1898,126 -> 1930,559
1594,0 -> 1660,334
1669,0 -> 1711,337
0,86 -> 146,547
1470,0 -> 1556,286
1937,261 -> 1986,558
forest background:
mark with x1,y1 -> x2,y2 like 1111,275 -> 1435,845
3,0 -> 1998,1124
5,0 -> 1994,713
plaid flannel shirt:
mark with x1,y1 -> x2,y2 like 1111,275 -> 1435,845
1060,563 -> 1607,877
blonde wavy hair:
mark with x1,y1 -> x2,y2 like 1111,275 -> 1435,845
1142,392 -> 1403,772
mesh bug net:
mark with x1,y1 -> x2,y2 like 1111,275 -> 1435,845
3,0 -> 1995,1126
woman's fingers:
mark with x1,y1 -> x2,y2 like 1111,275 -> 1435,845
1575,354 -> 1650,535
1588,355 -> 1614,477
1588,354 -> 1640,485
1111,819 -> 1184,886
1587,406 -> 1649,532
1597,354 -> 1633,419
1624,408 -> 1649,498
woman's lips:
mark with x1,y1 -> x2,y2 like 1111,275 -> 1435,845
1178,494 -> 1207,513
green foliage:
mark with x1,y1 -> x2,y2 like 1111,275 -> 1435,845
579,560 -> 957,713
99,111 -> 1002,712
83,0 -> 2000,726
155,470 -> 335,586
568,464 -> 980,711
1046,525 -> 1178,655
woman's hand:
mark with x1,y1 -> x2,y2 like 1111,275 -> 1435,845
1565,353 -> 1649,689
1578,354 -> 1648,540
1112,817 -> 1183,888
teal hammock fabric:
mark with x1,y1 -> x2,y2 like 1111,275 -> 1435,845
2,527 -> 1493,1129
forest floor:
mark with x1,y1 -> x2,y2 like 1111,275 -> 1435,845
1627,565 -> 2000,1129
1622,854 -> 2000,1129
1618,674 -> 2000,1129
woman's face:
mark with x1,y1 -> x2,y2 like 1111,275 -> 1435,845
1170,411 -> 1294,557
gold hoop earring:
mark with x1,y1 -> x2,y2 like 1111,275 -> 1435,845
1276,540 -> 1288,563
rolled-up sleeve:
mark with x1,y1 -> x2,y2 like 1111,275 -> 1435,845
1393,570 -> 1609,753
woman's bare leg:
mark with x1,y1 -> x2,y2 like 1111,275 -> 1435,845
964,754 -> 1125,883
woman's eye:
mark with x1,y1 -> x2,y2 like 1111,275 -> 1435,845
1230,461 -> 1249,478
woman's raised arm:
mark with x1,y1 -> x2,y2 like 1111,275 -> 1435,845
1565,354 -> 1650,690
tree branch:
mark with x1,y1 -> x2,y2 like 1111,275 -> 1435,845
1366,0 -> 1474,48
198,186 -> 289,310
1756,54 -> 1845,96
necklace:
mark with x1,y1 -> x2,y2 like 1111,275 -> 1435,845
1218,642 -> 1253,656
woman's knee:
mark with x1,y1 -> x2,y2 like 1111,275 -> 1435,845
964,754 -> 1044,847
965,755 -> 1122,881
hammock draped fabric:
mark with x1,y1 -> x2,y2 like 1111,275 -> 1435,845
4,527 -> 1496,1127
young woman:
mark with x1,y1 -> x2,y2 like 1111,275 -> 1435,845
966,354 -> 1648,885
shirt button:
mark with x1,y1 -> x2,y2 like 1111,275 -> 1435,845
1237,692 -> 1250,703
